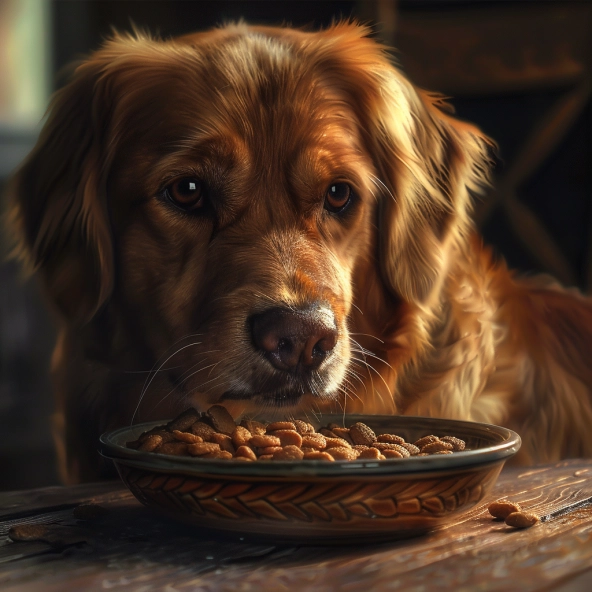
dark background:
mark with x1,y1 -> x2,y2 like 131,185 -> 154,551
1,0 -> 591,491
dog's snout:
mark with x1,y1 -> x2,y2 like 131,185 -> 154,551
250,306 -> 338,372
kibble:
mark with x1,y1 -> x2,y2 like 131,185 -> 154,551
488,499 -> 522,519
167,407 -> 200,431
505,511 -> 539,528
206,405 -> 237,435
127,406 -> 468,462
349,422 -> 377,446
420,440 -> 454,454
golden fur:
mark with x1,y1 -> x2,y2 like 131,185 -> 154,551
7,22 -> 592,482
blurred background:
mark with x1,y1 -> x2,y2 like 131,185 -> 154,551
1,0 -> 591,490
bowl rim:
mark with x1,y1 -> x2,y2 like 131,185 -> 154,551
99,414 -> 521,478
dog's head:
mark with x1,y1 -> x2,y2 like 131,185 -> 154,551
8,23 -> 490,417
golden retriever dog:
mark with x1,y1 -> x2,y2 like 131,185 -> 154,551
7,22 -> 592,483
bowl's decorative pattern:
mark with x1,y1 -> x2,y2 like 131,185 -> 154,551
119,464 -> 500,527
102,415 -> 520,542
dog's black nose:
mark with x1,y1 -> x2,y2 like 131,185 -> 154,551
250,306 -> 338,372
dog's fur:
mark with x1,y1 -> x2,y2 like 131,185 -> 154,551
8,23 -> 592,483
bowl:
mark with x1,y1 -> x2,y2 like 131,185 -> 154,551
100,414 -> 520,544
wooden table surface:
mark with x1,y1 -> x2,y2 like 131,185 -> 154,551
1,459 -> 591,592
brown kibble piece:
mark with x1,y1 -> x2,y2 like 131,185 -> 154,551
202,450 -> 233,460
231,426 -> 252,448
206,405 -> 236,435
209,432 -> 235,454
358,447 -> 383,460
235,445 -> 257,461
488,499 -> 522,519
325,437 -> 352,449
172,430 -> 203,444
141,429 -> 175,444
270,429 -> 303,447
139,434 -> 163,452
8,524 -> 49,542
190,422 -> 216,439
187,442 -> 221,456
372,443 -> 410,457
331,428 -> 354,444
440,436 -> 466,451
329,446 -> 358,460
234,456 -> 253,461
301,433 -> 327,450
258,446 -> 283,455
319,428 -> 338,438
266,421 -> 296,432
258,454 -> 274,460
421,441 -> 454,454
73,504 -> 107,520
292,420 -> 315,434
382,449 -> 405,459
303,451 -> 335,461
349,422 -> 376,446
250,434 -> 281,448
505,511 -> 539,528
433,450 -> 453,454
156,441 -> 188,455
398,442 -> 420,455
272,445 -> 305,460
376,434 -> 405,445
240,419 -> 266,435
167,407 -> 201,431
414,435 -> 440,448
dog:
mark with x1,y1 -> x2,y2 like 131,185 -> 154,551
7,22 -> 592,483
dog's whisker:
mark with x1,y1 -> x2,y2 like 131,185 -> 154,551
131,340 -> 204,426
123,366 -> 184,374
370,174 -> 396,203
145,360 -> 223,415
349,354 -> 384,409
349,332 -> 385,344
175,350 -> 221,383
138,333 -> 204,397
351,354 -> 393,407
350,302 -> 364,315
349,337 -> 393,371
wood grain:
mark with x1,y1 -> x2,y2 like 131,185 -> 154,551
1,460 -> 591,592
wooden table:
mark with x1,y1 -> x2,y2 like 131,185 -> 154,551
1,459 -> 591,591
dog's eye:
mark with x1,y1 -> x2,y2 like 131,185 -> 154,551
165,178 -> 205,211
324,183 -> 352,213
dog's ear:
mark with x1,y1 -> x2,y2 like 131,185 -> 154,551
314,24 -> 493,305
7,57 -> 115,323
371,86 -> 492,305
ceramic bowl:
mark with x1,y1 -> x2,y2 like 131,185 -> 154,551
100,415 -> 520,544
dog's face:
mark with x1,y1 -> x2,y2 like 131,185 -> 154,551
9,23 -> 490,418
114,31 -> 376,410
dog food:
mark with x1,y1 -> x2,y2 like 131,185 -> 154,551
487,499 -> 522,519
126,405 -> 467,462
504,511 -> 539,528
487,499 -> 539,529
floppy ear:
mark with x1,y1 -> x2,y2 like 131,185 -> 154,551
371,83 -> 492,304
7,57 -> 115,323
312,23 -> 492,305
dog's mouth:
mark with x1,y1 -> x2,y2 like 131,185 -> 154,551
218,387 -> 336,407
219,387 -> 309,407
